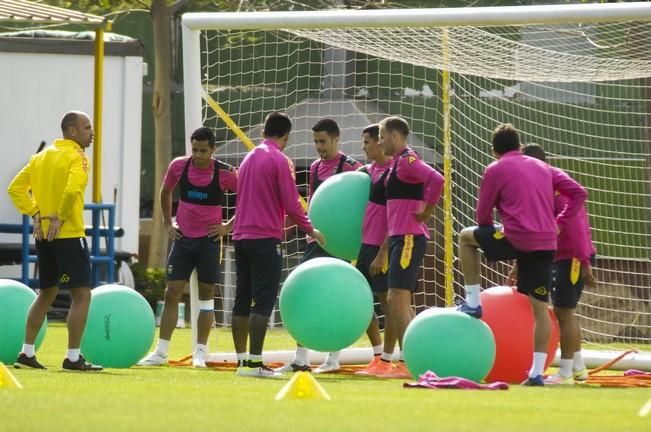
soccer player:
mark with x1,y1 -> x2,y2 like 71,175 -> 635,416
456,124 -> 587,386
277,118 -> 362,374
354,124 -> 397,377
379,116 -> 444,379
8,111 -> 102,371
138,127 -> 237,368
520,144 -> 596,385
232,112 -> 324,378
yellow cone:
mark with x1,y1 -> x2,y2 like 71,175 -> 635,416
0,362 -> 23,390
275,371 -> 331,401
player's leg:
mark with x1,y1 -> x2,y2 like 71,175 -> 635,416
232,239 -> 253,368
14,240 -> 58,369
519,251 -> 554,386
238,239 -> 282,378
192,237 -> 221,367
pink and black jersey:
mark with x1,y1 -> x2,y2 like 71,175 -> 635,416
385,146 -> 444,238
553,169 -> 596,265
163,156 -> 237,238
309,151 -> 362,197
476,151 -> 587,252
360,160 -> 391,246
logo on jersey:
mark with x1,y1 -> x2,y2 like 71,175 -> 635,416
60,274 -> 70,283
81,156 -> 88,173
408,156 -> 417,165
493,230 -> 505,240
187,189 -> 208,200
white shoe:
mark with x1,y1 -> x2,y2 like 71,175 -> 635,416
273,362 -> 312,374
192,356 -> 207,368
137,352 -> 168,366
236,364 -> 283,378
313,360 -> 340,374
192,349 -> 207,368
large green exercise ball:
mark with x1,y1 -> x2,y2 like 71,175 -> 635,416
308,171 -> 371,260
403,308 -> 496,382
279,258 -> 374,352
81,284 -> 155,368
0,279 -> 47,363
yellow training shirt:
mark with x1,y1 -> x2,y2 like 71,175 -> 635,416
7,139 -> 89,239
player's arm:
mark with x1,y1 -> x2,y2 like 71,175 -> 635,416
551,168 -> 587,231
279,157 -> 325,245
161,160 -> 182,239
475,169 -> 498,226
370,236 -> 389,276
7,161 -> 43,240
401,158 -> 444,221
7,160 -> 39,217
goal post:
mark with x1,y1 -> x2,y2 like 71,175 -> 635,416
181,2 -> 651,367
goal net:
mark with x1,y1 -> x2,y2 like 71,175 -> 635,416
181,3 -> 651,365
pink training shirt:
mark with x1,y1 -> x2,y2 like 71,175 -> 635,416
476,151 -> 587,252
385,146 -> 444,238
308,151 -> 362,198
233,139 -> 314,240
554,170 -> 596,265
362,159 -> 392,246
163,156 -> 237,238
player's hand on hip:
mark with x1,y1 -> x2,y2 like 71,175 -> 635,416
207,222 -> 231,241
166,223 -> 183,240
42,215 -> 62,242
309,229 -> 326,247
32,214 -> 44,241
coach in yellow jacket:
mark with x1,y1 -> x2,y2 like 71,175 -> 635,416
8,111 -> 102,371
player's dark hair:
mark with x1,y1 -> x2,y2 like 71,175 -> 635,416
263,112 -> 292,138
312,118 -> 340,137
362,124 -> 379,141
381,116 -> 410,138
190,127 -> 216,147
522,143 -> 546,162
491,123 -> 520,155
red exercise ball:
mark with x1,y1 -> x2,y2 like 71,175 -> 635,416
480,286 -> 560,383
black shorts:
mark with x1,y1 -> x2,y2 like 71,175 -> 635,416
302,241 -> 334,262
167,236 -> 221,284
355,243 -> 388,294
474,225 -> 554,302
552,255 -> 595,309
37,238 -> 91,289
388,234 -> 427,292
232,238 -> 282,318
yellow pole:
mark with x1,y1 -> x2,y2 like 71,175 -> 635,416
441,28 -> 454,306
203,91 -> 308,211
92,21 -> 111,203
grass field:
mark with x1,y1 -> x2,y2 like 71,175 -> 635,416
1,324 -> 650,432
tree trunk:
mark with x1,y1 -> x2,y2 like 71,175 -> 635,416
147,0 -> 173,268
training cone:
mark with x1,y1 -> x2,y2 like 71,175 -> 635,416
0,362 -> 23,390
275,371 -> 331,401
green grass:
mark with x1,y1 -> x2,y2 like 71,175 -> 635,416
2,324 -> 650,432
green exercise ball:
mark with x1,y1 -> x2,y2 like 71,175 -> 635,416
279,258 -> 374,352
81,284 -> 155,368
0,279 -> 47,363
403,308 -> 496,382
308,171 -> 370,260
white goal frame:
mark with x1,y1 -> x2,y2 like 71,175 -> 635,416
181,2 -> 651,369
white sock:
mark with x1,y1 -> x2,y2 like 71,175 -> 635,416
559,358 -> 573,378
380,352 -> 393,362
194,344 -> 207,357
294,347 -> 309,366
326,351 -> 341,364
67,348 -> 80,362
22,344 -> 35,357
236,352 -> 247,362
529,352 -> 548,378
248,354 -> 262,364
372,344 -> 383,355
464,284 -> 481,308
573,351 -> 585,371
155,339 -> 170,357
